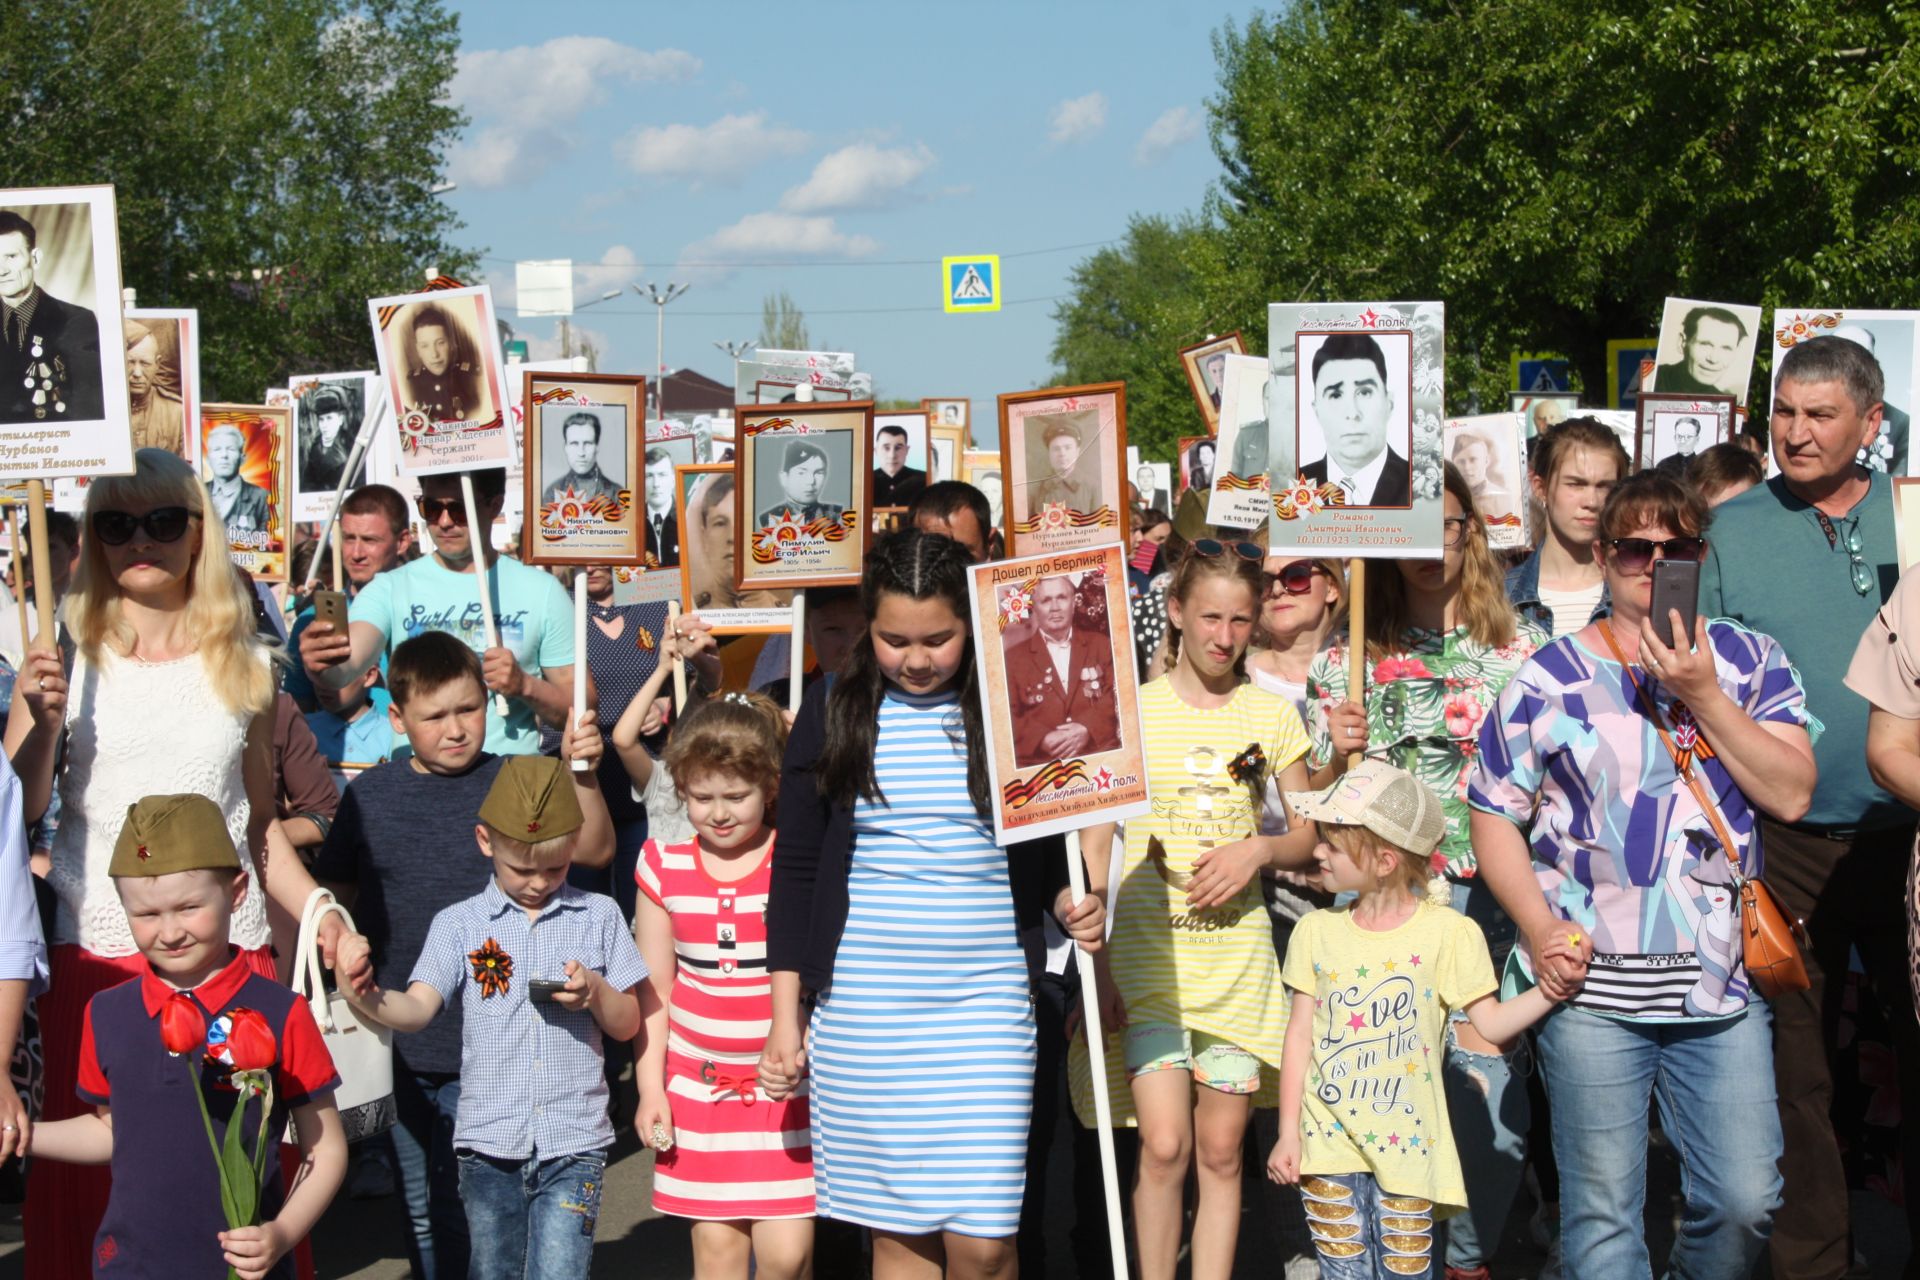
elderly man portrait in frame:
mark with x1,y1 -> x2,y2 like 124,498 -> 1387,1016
542,409 -> 621,506
642,446 -> 679,567
756,438 -> 845,528
401,300 -> 485,423
123,318 -> 183,455
1300,332 -> 1411,507
1005,574 -> 1121,769
1029,412 -> 1102,514
0,209 -> 103,425
1134,463 -> 1169,513
1657,304 -> 1751,399
872,421 -> 926,507
203,422 -> 271,533
1832,322 -> 1911,475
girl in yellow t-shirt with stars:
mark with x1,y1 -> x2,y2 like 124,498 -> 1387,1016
1269,760 -> 1582,1279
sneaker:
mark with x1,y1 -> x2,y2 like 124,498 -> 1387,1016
1283,1256 -> 1321,1280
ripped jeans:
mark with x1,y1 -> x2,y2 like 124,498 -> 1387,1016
457,1147 -> 608,1280
1299,1171 -> 1437,1278
1441,878 -> 1530,1272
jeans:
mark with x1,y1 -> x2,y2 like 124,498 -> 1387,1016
457,1148 -> 607,1280
386,1069 -> 468,1280
1298,1170 -> 1435,1279
1440,878 -> 1529,1272
1537,1003 -> 1782,1280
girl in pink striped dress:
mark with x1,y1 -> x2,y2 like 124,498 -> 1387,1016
634,693 -> 813,1279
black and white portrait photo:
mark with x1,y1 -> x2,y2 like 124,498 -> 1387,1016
1633,393 -> 1733,473
1296,331 -> 1413,507
922,398 -> 969,432
1652,298 -> 1763,407
735,402 -> 870,590
871,411 -> 929,507
540,404 -> 628,507
754,434 -> 851,529
1178,333 -> 1245,431
1443,414 -> 1528,548
290,373 -> 371,521
122,310 -> 196,460
642,437 -> 696,567
396,299 -> 490,423
1180,436 -> 1215,497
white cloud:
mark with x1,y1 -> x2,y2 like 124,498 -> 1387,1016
446,37 -> 699,189
682,212 -> 878,264
577,245 -> 643,296
1048,92 -> 1108,145
1135,106 -> 1201,165
779,142 -> 935,213
617,113 -> 811,184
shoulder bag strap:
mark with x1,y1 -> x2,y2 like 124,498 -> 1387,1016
1596,623 -> 1744,870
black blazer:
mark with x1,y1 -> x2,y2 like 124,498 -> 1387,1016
768,677 -> 1074,994
644,506 -> 679,567
1300,448 -> 1411,507
0,290 -> 103,425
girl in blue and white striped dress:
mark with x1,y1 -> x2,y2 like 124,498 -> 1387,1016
762,530 -> 1106,1279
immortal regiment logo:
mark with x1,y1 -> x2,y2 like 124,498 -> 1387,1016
1273,476 -> 1348,521
743,416 -> 814,438
1775,312 -> 1841,348
749,507 -> 857,564
538,484 -> 634,545
1013,500 -> 1115,533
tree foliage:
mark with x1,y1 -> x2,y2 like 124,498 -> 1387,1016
760,290 -> 810,351
1055,3 -> 1920,431
0,0 -> 473,399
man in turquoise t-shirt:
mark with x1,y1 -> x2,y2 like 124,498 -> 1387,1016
300,466 -> 579,755
1697,334 -> 1919,1279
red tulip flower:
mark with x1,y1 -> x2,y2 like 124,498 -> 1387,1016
221,1008 -> 277,1072
159,992 -> 206,1056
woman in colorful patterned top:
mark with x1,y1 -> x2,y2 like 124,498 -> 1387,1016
1304,463 -> 1545,1277
1468,471 -> 1816,1280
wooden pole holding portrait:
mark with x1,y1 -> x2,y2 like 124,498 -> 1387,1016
7,506 -> 29,655
788,592 -> 806,715
458,473 -> 510,717
666,600 -> 687,711
24,483 -> 54,648
307,396 -> 387,593
1346,561 -> 1366,767
571,571 -> 590,772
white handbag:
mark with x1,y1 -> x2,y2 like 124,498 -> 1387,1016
289,889 -> 395,1141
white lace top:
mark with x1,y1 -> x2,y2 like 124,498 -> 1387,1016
47,650 -> 268,956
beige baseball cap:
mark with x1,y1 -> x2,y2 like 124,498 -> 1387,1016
1285,759 -> 1446,858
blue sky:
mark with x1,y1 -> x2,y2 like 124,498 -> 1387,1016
445,2 -> 1260,448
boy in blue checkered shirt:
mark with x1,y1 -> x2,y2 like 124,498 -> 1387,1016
334,755 -> 646,1279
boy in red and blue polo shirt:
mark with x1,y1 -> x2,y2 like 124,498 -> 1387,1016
29,794 -> 345,1279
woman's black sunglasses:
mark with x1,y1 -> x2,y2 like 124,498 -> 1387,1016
92,507 -> 194,546
1606,536 -> 1707,573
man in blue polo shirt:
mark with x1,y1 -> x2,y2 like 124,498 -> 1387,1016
1699,334 -> 1920,1279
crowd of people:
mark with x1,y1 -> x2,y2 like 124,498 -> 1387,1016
0,331 -> 1905,1280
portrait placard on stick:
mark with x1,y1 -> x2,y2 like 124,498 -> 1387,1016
123,308 -> 198,463
961,449 -> 1006,543
674,463 -> 793,634
1443,413 -> 1529,550
1649,297 -> 1763,408
1205,354 -> 1275,530
870,411 -> 930,508
969,543 -> 1149,845
1267,301 -> 1445,558
0,185 -> 133,480
1769,308 -> 1920,475
288,372 -> 375,522
999,382 -> 1128,557
199,403 -> 290,582
1177,435 -> 1215,499
929,421 -> 966,485
367,282 -> 512,475
520,371 -> 645,567
1178,332 -> 1245,433
735,402 -> 870,591
1633,393 -> 1733,472
1510,391 -> 1579,438
922,397 -> 970,434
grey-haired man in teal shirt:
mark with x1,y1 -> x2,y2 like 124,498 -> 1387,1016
1698,333 -> 1918,1279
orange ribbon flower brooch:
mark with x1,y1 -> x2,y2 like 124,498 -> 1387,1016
469,938 -> 513,998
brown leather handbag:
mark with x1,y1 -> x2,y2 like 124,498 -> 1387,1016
1602,626 -> 1811,998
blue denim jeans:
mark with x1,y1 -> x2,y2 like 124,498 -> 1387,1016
1537,1002 -> 1782,1280
385,1069 -> 468,1280
1440,878 -> 1529,1271
456,1148 -> 608,1280
1299,1170 -> 1435,1279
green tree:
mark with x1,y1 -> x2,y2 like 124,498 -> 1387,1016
1049,214 -> 1217,463
760,290 -> 810,351
1202,3 -> 1920,410
0,0 -> 473,399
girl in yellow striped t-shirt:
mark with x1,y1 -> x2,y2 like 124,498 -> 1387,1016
1086,540 -> 1319,1280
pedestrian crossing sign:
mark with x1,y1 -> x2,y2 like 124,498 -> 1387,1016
942,255 -> 1001,313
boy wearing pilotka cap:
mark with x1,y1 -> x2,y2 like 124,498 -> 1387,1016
334,755 -> 646,1280
30,794 -> 346,1280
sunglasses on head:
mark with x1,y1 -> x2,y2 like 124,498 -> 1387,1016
1191,538 -> 1264,563
1606,536 -> 1707,573
1267,561 -> 1332,595
92,507 -> 194,547
416,496 -> 469,526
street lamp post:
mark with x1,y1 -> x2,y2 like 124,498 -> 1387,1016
637,282 -> 691,427
713,337 -> 756,402
560,288 -> 625,364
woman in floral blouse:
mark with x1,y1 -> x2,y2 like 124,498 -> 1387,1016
1304,461 -> 1546,1278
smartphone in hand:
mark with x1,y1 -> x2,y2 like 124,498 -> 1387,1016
1650,558 -> 1700,651
311,589 -> 349,633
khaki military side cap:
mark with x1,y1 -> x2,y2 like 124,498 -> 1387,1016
478,756 -> 584,842
109,794 -> 241,878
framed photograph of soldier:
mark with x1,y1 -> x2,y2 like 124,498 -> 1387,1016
517,370 -> 645,567
930,422 -> 966,485
1648,297 -> 1764,408
199,403 -> 290,582
1268,301 -> 1445,557
999,381 -> 1128,557
638,437 -> 696,568
1177,435 -> 1215,499
658,412 -> 728,464
287,372 -> 374,522
1205,353 -> 1277,530
923,397 -> 970,434
1177,332 -> 1245,433
735,401 -> 870,592
367,283 -> 512,475
0,185 -> 134,480
870,411 -> 930,508
1633,392 -> 1734,473
674,463 -> 794,634
1509,391 -> 1580,437
123,308 -> 198,462
1769,308 -> 1920,475
962,449 -> 1007,538
967,542 -> 1149,844
1444,413 -> 1529,550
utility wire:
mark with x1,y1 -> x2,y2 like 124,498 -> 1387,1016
477,238 -> 1118,270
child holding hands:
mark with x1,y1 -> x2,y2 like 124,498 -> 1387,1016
334,755 -> 646,1280
1268,762 -> 1586,1279
634,691 -> 812,1279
